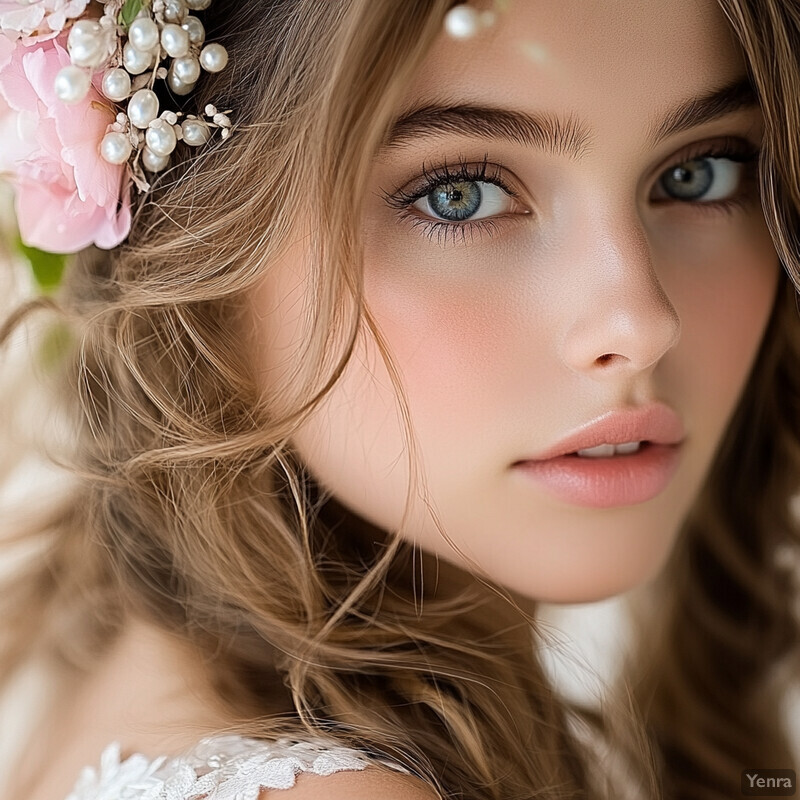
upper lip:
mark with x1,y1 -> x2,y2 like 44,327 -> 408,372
518,403 -> 686,461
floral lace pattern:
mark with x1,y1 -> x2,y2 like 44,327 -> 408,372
65,734 -> 411,800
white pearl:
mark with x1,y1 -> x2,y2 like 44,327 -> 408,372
67,19 -> 106,68
69,19 -> 102,37
127,88 -> 159,128
101,68 -> 132,102
141,146 -> 171,172
172,55 -> 200,84
444,4 -> 479,38
123,41 -> 156,74
164,0 -> 187,23
166,65 -> 195,95
128,17 -> 160,52
199,43 -> 228,73
100,131 -> 133,165
68,39 -> 107,69
146,119 -> 178,157
185,0 -> 211,9
181,118 -> 210,146
54,65 -> 91,104
181,16 -> 205,46
161,23 -> 190,58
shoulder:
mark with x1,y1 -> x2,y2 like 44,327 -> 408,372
257,765 -> 440,799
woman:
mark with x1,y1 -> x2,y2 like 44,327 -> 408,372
0,0 -> 798,797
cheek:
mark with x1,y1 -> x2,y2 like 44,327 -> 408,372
249,245 -> 410,525
368,286 -> 504,429
361,254 -> 551,475
289,279 -> 512,527
665,214 -> 780,450
280,247 -> 544,535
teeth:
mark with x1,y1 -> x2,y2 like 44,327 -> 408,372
576,443 -> 616,458
614,441 -> 641,454
576,441 -> 641,457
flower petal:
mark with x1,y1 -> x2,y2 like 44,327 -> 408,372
0,31 -> 14,69
0,0 -> 89,40
0,41 -> 42,114
0,4 -> 45,37
13,176 -> 122,253
23,39 -> 120,208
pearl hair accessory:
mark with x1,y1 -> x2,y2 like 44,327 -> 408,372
443,3 -> 497,39
54,0 -> 232,191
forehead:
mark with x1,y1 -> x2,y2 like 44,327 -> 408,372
400,0 -> 746,128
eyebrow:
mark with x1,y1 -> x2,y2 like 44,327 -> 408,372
379,75 -> 758,159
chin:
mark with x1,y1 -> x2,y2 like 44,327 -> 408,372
491,544 -> 675,605
524,580 -> 643,605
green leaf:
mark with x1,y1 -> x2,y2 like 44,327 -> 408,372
16,238 -> 67,293
118,0 -> 144,29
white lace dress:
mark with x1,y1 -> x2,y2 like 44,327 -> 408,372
64,734 -> 412,800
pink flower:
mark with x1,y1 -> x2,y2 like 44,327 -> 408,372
0,0 -> 90,44
0,35 -> 131,254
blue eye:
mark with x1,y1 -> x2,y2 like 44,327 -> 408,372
381,155 -> 528,246
658,156 -> 745,202
413,179 -> 514,222
651,138 -> 761,207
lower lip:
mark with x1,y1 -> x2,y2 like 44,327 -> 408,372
512,443 -> 682,508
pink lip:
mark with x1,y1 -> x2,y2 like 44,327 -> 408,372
511,403 -> 686,508
521,403 -> 685,461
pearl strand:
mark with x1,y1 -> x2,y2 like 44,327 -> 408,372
51,0 -> 232,181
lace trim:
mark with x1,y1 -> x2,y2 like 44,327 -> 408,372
65,734 -> 411,800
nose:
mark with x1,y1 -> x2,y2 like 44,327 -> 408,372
558,209 -> 681,378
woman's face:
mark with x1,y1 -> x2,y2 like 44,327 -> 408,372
252,0 -> 780,603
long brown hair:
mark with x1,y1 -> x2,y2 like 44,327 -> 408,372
1,1 -> 799,798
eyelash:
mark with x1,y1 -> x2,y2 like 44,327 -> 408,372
382,155 -> 514,247
382,139 -> 761,247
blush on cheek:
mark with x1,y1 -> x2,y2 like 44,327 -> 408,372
365,276 -> 529,445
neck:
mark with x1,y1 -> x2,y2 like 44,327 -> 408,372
415,546 -> 539,656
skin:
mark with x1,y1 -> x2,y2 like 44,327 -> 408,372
252,0 -> 781,605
